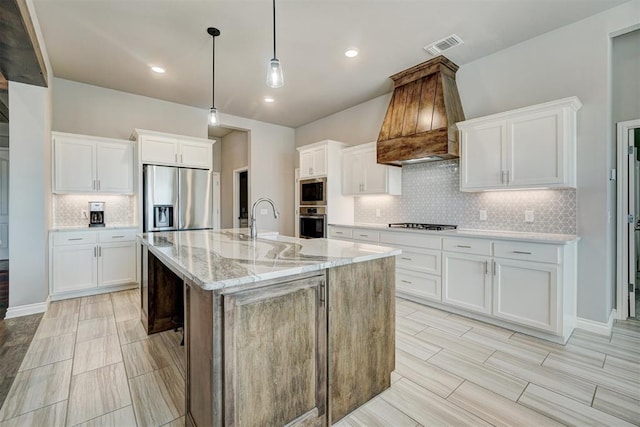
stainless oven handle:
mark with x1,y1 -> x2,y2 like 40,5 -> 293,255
300,215 -> 326,219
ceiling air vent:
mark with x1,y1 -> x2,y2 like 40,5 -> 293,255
424,34 -> 464,55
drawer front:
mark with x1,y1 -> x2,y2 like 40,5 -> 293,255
493,241 -> 560,264
443,238 -> 492,256
396,248 -> 441,275
328,227 -> 353,240
380,231 -> 441,250
352,230 -> 380,243
98,229 -> 137,243
396,269 -> 441,302
52,231 -> 97,246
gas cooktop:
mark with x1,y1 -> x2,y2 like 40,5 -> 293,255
388,223 -> 458,231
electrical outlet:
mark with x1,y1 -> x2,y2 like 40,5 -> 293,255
375,208 -> 381,218
260,208 -> 268,215
525,210 -> 534,223
479,209 -> 487,221
81,209 -> 88,219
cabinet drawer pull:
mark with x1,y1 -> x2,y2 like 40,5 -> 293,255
493,260 -> 496,276
400,257 -> 412,261
334,231 -> 343,234
456,245 -> 471,248
512,250 -> 532,255
111,235 -> 125,238
400,280 -> 412,284
93,246 -> 97,257
359,234 -> 369,237
67,238 -> 83,241
484,260 -> 488,274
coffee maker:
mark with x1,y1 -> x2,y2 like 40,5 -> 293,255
89,202 -> 105,227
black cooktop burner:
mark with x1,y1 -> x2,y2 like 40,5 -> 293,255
389,223 -> 458,231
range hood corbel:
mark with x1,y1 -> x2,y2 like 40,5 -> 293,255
377,56 -> 465,166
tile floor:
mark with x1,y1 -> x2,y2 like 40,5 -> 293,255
0,290 -> 639,426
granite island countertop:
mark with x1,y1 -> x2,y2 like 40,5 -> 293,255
138,228 -> 400,291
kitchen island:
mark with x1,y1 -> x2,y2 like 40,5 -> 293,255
138,229 -> 400,427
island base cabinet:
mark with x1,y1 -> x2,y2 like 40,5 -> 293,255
223,276 -> 327,427
493,258 -> 559,333
328,257 -> 395,423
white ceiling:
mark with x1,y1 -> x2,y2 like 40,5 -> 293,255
33,0 -> 626,128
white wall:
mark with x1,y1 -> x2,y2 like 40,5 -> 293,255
293,0 -> 640,324
220,113 -> 295,236
220,131 -> 248,228
53,78 -> 209,140
0,123 -> 8,148
613,29 -> 640,124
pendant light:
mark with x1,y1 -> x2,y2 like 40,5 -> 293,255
266,0 -> 284,88
208,27 -> 221,126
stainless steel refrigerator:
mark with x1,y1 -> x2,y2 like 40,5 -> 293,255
143,165 -> 213,232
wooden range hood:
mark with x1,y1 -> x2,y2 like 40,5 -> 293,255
377,56 -> 465,166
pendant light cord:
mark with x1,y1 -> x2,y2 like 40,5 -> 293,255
272,0 -> 277,59
212,33 -> 215,108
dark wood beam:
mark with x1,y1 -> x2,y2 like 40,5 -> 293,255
0,0 -> 48,87
0,73 -> 7,91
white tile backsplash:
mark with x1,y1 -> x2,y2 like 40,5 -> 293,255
52,194 -> 136,227
354,160 -> 576,235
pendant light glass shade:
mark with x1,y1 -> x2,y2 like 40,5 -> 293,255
209,107 -> 219,125
208,27 -> 221,126
267,58 -> 284,88
267,0 -> 284,88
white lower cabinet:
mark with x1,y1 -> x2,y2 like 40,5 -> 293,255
442,252 -> 492,315
51,228 -> 137,299
397,268 -> 441,301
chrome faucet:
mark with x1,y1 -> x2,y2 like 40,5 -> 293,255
250,197 -> 280,238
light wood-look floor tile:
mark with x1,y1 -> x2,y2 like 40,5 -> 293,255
158,331 -> 185,380
463,330 -> 549,364
73,334 -> 122,376
395,350 -> 463,398
406,310 -> 471,336
395,316 -> 428,336
519,383 -> 636,427
390,371 -> 403,384
46,299 -> 81,319
79,294 -> 111,306
429,350 -> 527,401
445,313 -> 515,340
395,302 -> 418,318
79,301 -> 114,321
112,302 -> 140,323
510,332 -> 606,368
395,330 -> 441,361
0,401 -> 67,427
129,364 -> 184,427
66,362 -> 131,426
543,352 -> 640,400
447,381 -> 563,427
19,333 -> 75,371
333,395 -> 419,427
74,405 -> 137,427
569,329 -> 640,363
34,315 -> 78,340
161,416 -> 185,427
613,319 -> 640,338
604,354 -> 640,377
0,360 -> 72,421
485,351 -> 596,405
76,316 -> 117,344
416,327 -> 495,363
380,378 -> 491,426
592,386 -> 640,425
121,335 -> 175,379
116,319 -> 148,346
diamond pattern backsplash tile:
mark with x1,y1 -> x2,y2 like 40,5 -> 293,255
52,194 -> 136,227
354,160 -> 576,235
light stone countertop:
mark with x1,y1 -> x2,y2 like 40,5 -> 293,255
50,224 -> 138,232
329,223 -> 579,244
138,228 -> 401,291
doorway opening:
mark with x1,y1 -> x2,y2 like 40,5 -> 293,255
0,90 -> 8,320
616,120 -> 640,321
234,168 -> 249,229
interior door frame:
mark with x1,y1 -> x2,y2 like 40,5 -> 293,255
616,119 -> 640,320
232,166 -> 248,229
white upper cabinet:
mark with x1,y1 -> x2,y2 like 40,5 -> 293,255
341,142 -> 401,195
134,129 -> 213,170
299,145 -> 327,178
458,97 -> 581,191
53,132 -> 134,194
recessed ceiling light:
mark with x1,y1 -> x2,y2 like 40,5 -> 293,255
264,96 -> 275,103
151,66 -> 166,74
344,48 -> 359,58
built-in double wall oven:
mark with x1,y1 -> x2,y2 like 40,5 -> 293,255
299,206 -> 326,239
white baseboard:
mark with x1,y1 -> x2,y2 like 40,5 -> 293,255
575,309 -> 616,336
5,299 -> 49,319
